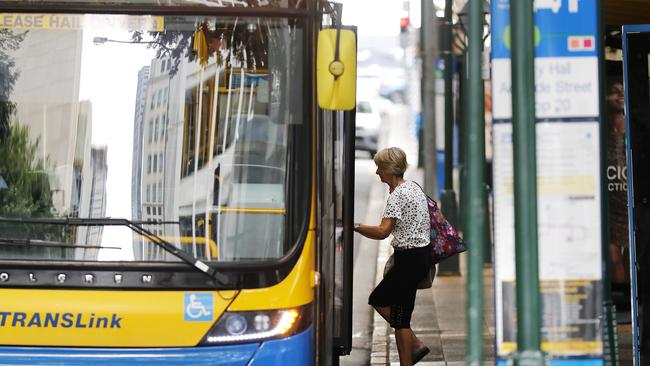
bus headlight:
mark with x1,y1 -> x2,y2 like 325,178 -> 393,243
225,314 -> 247,335
199,304 -> 311,345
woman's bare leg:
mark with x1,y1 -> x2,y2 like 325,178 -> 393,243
409,329 -> 426,351
373,306 -> 425,365
373,305 -> 390,322
395,328 -> 414,365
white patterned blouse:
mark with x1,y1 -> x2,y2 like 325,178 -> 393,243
382,181 -> 430,250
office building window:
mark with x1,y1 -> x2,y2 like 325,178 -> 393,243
160,115 -> 165,139
153,116 -> 159,143
148,119 -> 154,143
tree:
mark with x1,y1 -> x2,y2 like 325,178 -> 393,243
131,27 -> 190,76
0,30 -> 70,258
0,29 -> 27,143
0,122 -> 70,258
131,16 -> 293,75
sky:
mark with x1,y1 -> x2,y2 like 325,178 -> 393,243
79,29 -> 156,261
340,0 -> 404,38
340,0 -> 452,38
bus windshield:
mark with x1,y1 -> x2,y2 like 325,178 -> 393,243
0,13 -> 307,263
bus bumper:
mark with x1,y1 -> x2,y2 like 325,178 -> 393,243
0,326 -> 312,365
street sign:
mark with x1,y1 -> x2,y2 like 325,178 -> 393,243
491,0 -> 604,363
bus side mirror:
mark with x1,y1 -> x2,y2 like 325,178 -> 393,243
317,27 -> 357,111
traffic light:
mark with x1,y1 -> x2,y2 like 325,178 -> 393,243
400,16 -> 411,33
400,0 -> 410,33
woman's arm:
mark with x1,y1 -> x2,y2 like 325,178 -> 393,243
354,217 -> 396,240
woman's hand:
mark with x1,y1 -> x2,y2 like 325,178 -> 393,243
353,218 -> 396,240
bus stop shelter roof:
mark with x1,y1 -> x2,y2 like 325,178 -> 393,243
605,0 -> 650,25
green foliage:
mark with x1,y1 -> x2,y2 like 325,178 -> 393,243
0,29 -> 27,142
131,28 -> 190,76
0,122 -> 70,258
0,30 -> 70,258
0,123 -> 52,217
131,17 -> 286,75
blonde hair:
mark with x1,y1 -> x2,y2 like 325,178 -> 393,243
373,147 -> 407,177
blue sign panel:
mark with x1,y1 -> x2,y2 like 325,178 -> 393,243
492,0 -> 597,59
183,293 -> 214,322
490,0 -> 603,363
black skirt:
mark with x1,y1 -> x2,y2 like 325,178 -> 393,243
368,244 -> 432,329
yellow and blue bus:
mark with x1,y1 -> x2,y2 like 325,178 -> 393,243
0,1 -> 357,364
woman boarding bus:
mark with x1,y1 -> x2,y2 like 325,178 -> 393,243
0,1 -> 357,364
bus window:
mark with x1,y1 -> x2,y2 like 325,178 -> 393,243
0,14 -> 307,264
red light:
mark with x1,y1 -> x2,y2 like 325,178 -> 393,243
400,17 -> 410,28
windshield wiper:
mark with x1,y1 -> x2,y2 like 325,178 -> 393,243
0,217 -> 223,283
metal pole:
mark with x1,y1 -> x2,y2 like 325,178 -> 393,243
510,0 -> 544,363
459,52 -> 468,234
465,0 -> 486,363
418,3 -> 426,169
422,0 -> 438,198
438,0 -> 460,275
598,3 -> 618,364
443,0 -> 453,195
440,0 -> 458,223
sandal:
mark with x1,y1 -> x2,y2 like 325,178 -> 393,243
412,346 -> 430,365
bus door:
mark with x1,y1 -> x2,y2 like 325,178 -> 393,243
622,25 -> 650,365
316,108 -> 355,365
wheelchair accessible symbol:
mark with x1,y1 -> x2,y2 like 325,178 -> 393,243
184,293 -> 214,322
